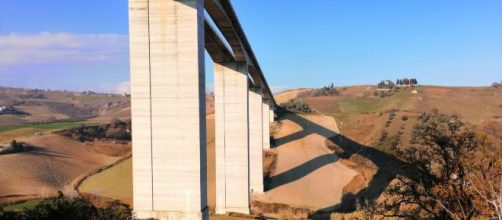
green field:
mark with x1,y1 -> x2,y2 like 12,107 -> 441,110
78,158 -> 132,202
2,200 -> 43,212
0,121 -> 98,133
0,121 -> 99,143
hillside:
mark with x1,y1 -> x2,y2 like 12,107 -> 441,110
255,114 -> 357,211
78,115 -> 217,211
0,87 -> 215,126
1,85 -> 500,219
272,85 -> 502,218
0,87 -> 130,126
77,112 -> 362,218
0,134 -> 130,205
290,85 -> 502,147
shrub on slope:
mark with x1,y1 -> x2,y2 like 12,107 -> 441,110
0,198 -> 131,220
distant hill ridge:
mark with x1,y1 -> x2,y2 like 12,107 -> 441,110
0,87 -> 130,126
275,85 -> 502,147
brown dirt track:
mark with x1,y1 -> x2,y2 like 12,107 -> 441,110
254,114 -> 357,212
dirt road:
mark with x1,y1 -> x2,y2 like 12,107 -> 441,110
254,113 -> 357,210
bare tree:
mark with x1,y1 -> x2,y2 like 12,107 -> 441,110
374,113 -> 501,219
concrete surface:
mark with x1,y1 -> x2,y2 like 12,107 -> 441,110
129,0 -> 208,218
249,90 -> 264,194
214,62 -> 250,214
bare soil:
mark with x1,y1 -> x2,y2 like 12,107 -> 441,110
0,134 -> 125,205
254,114 -> 358,211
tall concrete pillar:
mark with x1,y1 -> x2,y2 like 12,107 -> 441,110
129,0 -> 153,215
269,108 -> 274,122
262,102 -> 270,150
248,90 -> 264,194
214,62 -> 250,214
129,0 -> 207,219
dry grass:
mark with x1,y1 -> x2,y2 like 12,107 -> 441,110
206,115 -> 216,212
0,134 -> 123,205
6,86 -> 497,218
330,210 -> 369,220
251,200 -> 312,219
274,89 -> 310,104
74,113 -> 362,219
76,115 -> 218,212
0,127 -> 40,143
296,86 -> 502,148
255,114 -> 357,211
263,150 -> 278,177
0,86 -> 131,126
78,158 -> 133,206
88,141 -> 131,157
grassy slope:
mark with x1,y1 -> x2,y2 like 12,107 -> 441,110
5,85 -> 499,216
0,91 -> 214,210
300,85 -> 501,147
0,87 -> 130,126
0,121 -> 95,133
0,121 -> 98,143
78,158 -> 133,203
75,85 -> 501,205
3,200 -> 43,212
77,115 -> 217,209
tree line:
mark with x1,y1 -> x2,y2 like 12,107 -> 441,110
377,78 -> 418,89
396,78 -> 418,86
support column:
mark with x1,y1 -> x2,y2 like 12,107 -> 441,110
249,90 -> 264,194
215,62 -> 250,214
269,108 -> 274,122
129,0 -> 207,219
130,0 -> 152,216
262,102 -> 270,150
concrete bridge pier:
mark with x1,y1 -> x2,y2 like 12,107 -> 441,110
262,102 -> 271,150
129,0 -> 207,219
270,107 -> 275,122
249,89 -> 264,194
129,0 -> 278,218
214,62 -> 251,215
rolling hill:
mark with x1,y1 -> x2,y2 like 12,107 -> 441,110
294,85 -> 502,147
1,85 -> 500,219
0,87 -> 130,126
0,134 -> 130,205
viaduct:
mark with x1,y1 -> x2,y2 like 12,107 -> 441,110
129,0 -> 276,219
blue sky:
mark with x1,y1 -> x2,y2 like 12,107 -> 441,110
0,0 -> 501,93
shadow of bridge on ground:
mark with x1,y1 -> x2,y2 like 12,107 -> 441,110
265,108 -> 419,219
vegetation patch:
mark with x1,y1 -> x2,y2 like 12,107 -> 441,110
251,200 -> 312,219
491,80 -> 502,88
297,83 -> 340,98
0,106 -> 29,116
0,198 -> 131,220
280,99 -> 312,114
263,150 -> 278,178
0,140 -> 33,155
312,83 -> 340,97
57,118 -> 131,142
1,200 -> 42,212
372,113 -> 501,219
375,78 -> 418,98
0,121 -> 96,133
